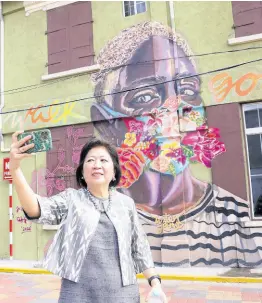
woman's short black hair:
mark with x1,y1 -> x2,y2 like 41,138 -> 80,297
76,137 -> 121,188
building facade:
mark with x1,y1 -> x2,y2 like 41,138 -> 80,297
1,1 -> 262,268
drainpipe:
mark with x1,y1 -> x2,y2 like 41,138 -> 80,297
0,1 -> 8,152
169,1 -> 184,125
168,1 -> 178,68
169,1 -> 175,32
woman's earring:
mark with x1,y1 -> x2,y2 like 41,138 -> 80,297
112,176 -> 116,181
81,176 -> 84,180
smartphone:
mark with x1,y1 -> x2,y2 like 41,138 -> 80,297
17,129 -> 52,153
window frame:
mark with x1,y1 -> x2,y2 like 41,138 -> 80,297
123,1 -> 147,17
242,102 -> 262,220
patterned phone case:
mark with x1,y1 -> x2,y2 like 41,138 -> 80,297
17,129 -> 52,153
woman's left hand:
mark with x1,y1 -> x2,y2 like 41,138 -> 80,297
145,284 -> 167,302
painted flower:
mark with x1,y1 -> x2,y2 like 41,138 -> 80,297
188,111 -> 200,121
55,178 -> 66,191
160,141 -> 187,165
151,155 -> 171,173
161,112 -> 180,137
117,148 -> 145,188
179,116 -> 198,132
161,141 -> 180,156
124,132 -> 137,147
195,117 -> 207,127
124,118 -> 144,140
66,126 -> 73,139
136,141 -> 150,150
58,146 -> 65,163
72,145 -> 84,165
141,142 -> 160,160
145,109 -> 165,128
73,128 -> 84,144
181,128 -> 226,168
60,165 -> 76,174
30,168 -> 49,196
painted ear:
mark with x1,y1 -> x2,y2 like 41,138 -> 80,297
90,103 -> 127,147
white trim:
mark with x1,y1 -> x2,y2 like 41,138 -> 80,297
242,104 -> 255,219
43,225 -> 59,230
242,103 -> 262,219
246,127 -> 262,135
41,64 -> 100,81
244,220 -> 262,227
23,1 -> 78,16
243,102 -> 262,112
122,1 -> 126,17
228,33 -> 262,46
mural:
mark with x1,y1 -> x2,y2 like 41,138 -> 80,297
89,21 -> 262,267
29,21 -> 262,267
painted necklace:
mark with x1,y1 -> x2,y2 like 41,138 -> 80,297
85,188 -> 112,213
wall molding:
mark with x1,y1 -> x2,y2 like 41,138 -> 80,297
41,64 -> 100,81
244,220 -> 262,228
228,33 -> 262,46
23,1 -> 78,16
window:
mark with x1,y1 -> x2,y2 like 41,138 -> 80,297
243,103 -> 262,218
46,1 -> 94,74
123,1 -> 146,17
232,1 -> 262,38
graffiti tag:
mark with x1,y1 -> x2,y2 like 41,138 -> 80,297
16,206 -> 32,234
25,100 -> 79,124
209,72 -> 262,103
3,97 -> 85,131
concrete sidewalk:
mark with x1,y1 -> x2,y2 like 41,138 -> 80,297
1,259 -> 262,283
1,272 -> 262,303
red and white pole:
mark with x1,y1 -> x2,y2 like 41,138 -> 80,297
9,180 -> 13,260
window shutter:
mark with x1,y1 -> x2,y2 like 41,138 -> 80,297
69,1 -> 94,69
206,103 -> 247,200
47,5 -> 70,74
46,127 -> 68,196
46,124 -> 94,196
232,1 -> 262,37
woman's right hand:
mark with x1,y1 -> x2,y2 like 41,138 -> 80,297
10,131 -> 35,172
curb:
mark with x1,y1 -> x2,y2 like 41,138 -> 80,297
0,268 -> 52,275
1,267 -> 262,283
137,274 -> 262,284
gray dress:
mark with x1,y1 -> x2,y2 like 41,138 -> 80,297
58,197 -> 140,303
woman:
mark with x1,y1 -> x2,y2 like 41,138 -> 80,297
9,130 -> 167,303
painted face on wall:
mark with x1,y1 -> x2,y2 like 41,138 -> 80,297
103,36 -> 202,117
91,27 -> 225,215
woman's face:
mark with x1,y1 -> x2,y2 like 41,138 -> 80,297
83,146 -> 115,189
